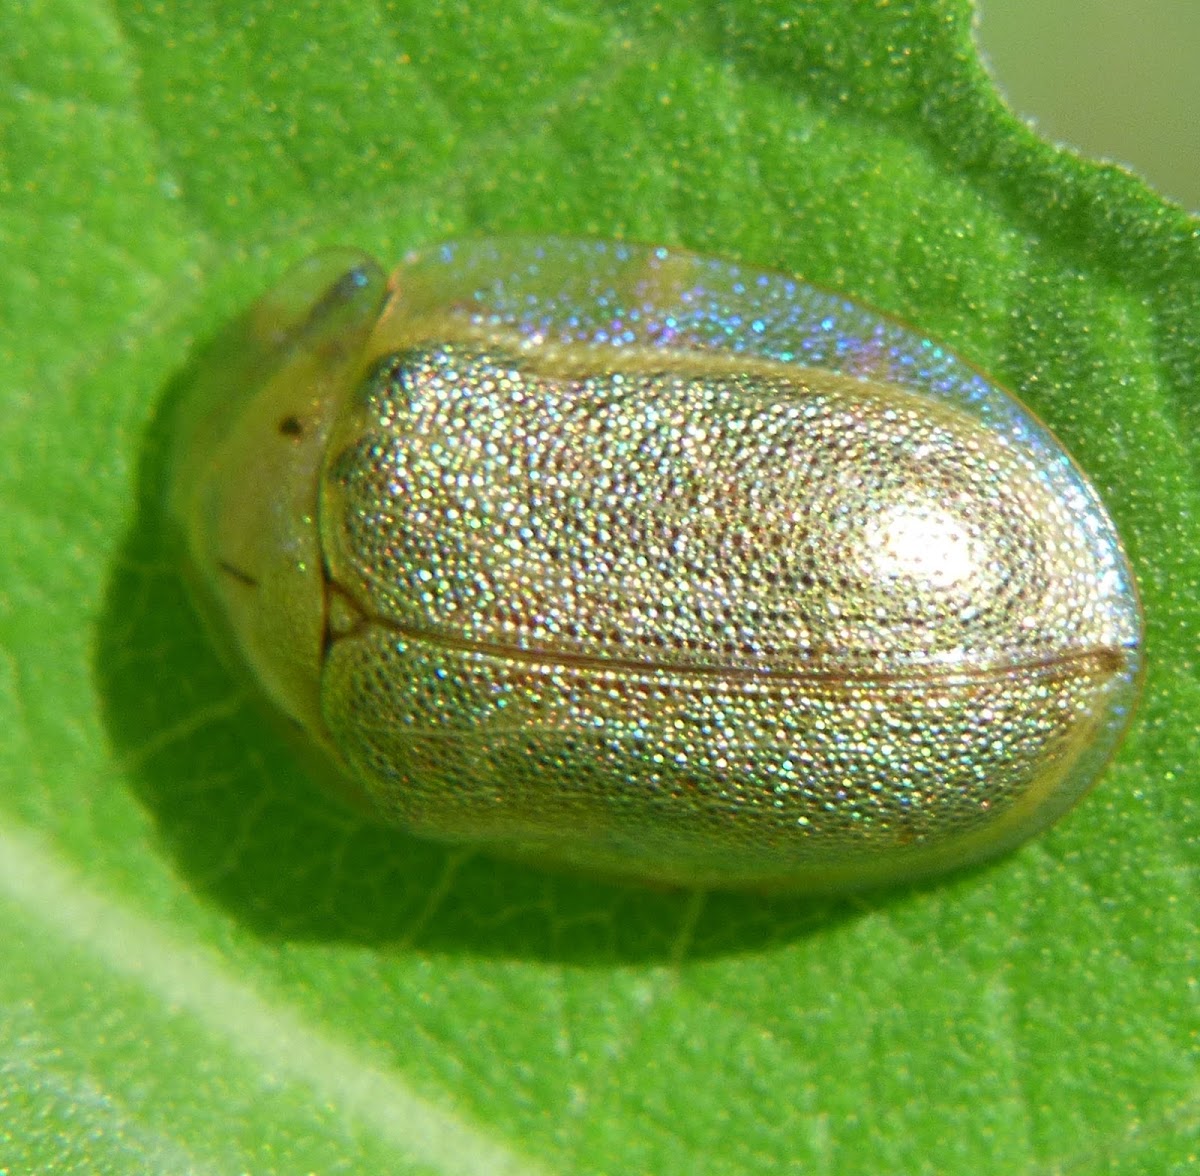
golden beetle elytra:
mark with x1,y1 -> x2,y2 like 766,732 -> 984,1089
169,238 -> 1142,891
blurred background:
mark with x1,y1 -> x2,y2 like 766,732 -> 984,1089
976,0 -> 1200,212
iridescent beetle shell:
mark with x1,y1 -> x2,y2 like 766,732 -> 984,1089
170,238 -> 1143,891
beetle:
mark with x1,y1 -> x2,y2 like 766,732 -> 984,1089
169,238 -> 1143,890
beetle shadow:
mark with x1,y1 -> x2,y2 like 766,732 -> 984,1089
95,326 -> 973,967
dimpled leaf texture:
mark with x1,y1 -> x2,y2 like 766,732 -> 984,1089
1,2 -> 1197,1173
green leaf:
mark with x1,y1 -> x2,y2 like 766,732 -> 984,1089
2,1 -> 1196,1172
